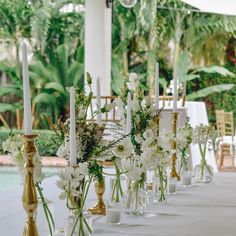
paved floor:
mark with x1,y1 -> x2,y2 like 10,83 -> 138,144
0,154 -> 235,171
0,155 -> 67,167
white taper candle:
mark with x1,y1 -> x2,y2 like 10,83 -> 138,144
173,76 -> 177,112
155,62 -> 159,111
126,92 -> 132,134
22,42 -> 32,135
70,87 -> 77,166
96,77 -> 102,125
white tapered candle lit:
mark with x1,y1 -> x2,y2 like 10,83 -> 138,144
22,42 -> 32,135
155,62 -> 159,111
70,87 -> 77,166
126,92 -> 132,134
96,77 -> 102,125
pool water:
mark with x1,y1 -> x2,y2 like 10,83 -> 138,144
0,166 -> 60,192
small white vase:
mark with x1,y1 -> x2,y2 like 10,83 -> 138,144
180,171 -> 192,187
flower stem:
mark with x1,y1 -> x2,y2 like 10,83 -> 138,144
35,182 -> 55,236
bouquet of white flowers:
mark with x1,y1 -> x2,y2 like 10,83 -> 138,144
192,124 -> 214,183
176,118 -> 193,172
140,127 -> 174,202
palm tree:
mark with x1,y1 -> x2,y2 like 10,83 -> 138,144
30,44 -> 84,123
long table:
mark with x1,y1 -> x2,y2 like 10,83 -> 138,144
0,171 -> 236,236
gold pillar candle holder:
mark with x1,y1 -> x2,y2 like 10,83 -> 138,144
22,134 -> 39,236
89,180 -> 106,215
170,112 -> 180,181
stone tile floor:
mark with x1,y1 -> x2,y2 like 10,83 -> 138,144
0,155 -> 67,167
0,154 -> 235,171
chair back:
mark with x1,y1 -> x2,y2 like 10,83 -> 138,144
224,111 -> 234,137
215,109 -> 234,138
92,96 -> 120,122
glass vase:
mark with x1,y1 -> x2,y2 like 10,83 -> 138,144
153,167 -> 167,203
35,198 -> 55,236
194,160 -> 213,183
65,210 -> 92,236
123,179 -> 148,216
110,176 -> 123,203
178,150 -> 190,174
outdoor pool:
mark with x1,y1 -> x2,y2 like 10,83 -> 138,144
0,166 -> 60,192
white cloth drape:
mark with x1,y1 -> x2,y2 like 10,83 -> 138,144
181,0 -> 236,16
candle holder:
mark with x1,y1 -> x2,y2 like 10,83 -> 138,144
22,134 -> 39,236
89,179 -> 106,215
170,112 -> 180,181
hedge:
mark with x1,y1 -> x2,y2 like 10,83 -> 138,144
0,129 -> 58,156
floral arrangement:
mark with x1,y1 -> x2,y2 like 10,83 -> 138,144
140,126 -> 174,202
192,124 -> 214,182
53,74 -> 126,235
176,118 -> 193,173
2,133 -> 55,235
115,73 -> 157,153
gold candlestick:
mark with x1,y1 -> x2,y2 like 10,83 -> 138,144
89,180 -> 106,215
170,112 -> 180,180
22,134 -> 39,236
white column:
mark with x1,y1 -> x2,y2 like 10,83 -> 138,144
85,0 -> 112,96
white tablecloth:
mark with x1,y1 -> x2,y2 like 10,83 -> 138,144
160,101 -> 217,172
1,172 -> 236,236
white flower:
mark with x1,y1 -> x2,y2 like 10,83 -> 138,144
143,129 -> 155,144
78,109 -> 86,118
127,73 -> 139,91
76,162 -> 89,176
134,115 -> 140,125
192,124 -> 211,145
126,165 -> 143,181
113,138 -> 133,158
134,134 -> 143,144
57,166 -> 86,199
131,100 -> 139,112
56,142 -> 69,159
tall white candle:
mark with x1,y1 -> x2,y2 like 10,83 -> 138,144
96,77 -> 102,125
70,87 -> 77,166
126,92 -> 132,134
155,62 -> 159,111
22,42 -> 32,135
173,75 -> 177,112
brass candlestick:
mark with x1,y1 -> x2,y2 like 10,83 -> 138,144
170,112 -> 180,180
22,134 -> 39,236
89,180 -> 106,215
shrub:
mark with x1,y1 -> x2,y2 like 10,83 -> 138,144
0,129 -> 58,156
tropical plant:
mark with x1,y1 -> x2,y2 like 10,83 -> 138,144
30,44 -> 84,124
176,50 -> 235,99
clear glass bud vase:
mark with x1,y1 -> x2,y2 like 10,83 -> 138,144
153,167 -> 167,203
65,210 -> 92,236
123,179 -> 148,216
194,160 -> 213,183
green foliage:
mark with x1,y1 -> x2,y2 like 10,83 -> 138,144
187,84 -> 235,100
187,67 -> 236,123
0,0 -> 236,131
